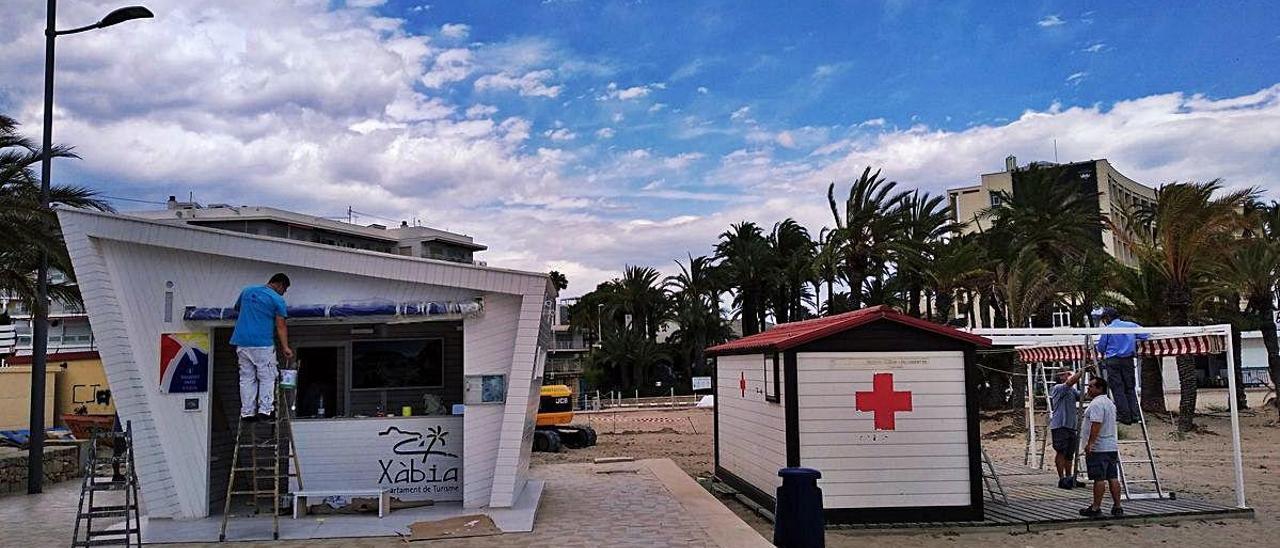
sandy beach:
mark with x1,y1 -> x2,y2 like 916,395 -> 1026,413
535,396 -> 1277,547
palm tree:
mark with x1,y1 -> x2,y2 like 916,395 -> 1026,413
612,265 -> 668,340
896,190 -> 959,318
925,236 -> 987,325
665,255 -> 729,380
1218,230 -> 1280,415
827,167 -> 909,309
1,114 -> 112,314
548,270 -> 568,293
715,222 -> 772,335
767,219 -> 815,323
810,227 -> 843,316
1115,181 -> 1259,431
992,249 -> 1059,327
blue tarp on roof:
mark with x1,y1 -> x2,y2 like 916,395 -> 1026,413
183,300 -> 482,322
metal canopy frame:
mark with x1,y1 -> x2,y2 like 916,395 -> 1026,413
969,324 -> 1247,509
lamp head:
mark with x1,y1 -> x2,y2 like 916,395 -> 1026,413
98,6 -> 154,29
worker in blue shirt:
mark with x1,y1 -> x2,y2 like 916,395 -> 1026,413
1094,307 -> 1148,425
231,273 -> 293,421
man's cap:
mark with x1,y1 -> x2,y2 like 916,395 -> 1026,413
1093,306 -> 1118,319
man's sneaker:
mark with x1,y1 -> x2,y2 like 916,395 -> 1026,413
240,414 -> 258,423
1057,477 -> 1069,489
1111,506 -> 1125,517
1064,477 -> 1076,489
1079,506 -> 1102,517
257,412 -> 277,422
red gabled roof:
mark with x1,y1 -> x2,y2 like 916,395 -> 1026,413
705,305 -> 991,356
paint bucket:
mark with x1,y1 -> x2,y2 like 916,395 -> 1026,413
280,369 -> 298,389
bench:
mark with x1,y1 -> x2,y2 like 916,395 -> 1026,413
292,489 -> 391,519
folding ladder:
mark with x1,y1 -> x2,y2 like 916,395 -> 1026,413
980,449 -> 1008,505
71,420 -> 143,547
218,387 -> 302,541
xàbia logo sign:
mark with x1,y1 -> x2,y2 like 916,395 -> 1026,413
376,425 -> 461,496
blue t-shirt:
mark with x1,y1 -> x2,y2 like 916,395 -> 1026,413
230,285 -> 287,347
1049,383 -> 1080,430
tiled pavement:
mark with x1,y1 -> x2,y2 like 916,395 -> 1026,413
0,460 -> 768,548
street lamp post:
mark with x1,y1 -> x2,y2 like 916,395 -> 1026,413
28,1 -> 152,495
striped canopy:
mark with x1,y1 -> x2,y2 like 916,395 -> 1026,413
1016,334 -> 1225,363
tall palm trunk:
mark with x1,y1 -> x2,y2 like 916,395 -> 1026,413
1169,289 -> 1198,432
1256,298 -> 1280,417
1231,324 -> 1248,410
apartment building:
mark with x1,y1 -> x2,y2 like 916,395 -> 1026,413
947,156 -> 1156,267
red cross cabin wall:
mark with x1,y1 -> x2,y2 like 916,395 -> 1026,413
797,351 -> 971,510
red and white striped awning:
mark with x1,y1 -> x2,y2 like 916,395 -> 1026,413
1016,334 -> 1225,363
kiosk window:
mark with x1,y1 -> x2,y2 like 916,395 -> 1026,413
351,339 -> 444,389
764,353 -> 780,403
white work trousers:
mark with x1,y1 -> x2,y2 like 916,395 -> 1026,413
237,346 -> 278,417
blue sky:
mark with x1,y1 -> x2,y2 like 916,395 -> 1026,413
2,1 -> 1279,293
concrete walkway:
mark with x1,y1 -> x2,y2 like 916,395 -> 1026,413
0,458 -> 769,547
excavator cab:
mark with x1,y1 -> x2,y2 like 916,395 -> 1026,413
533,384 -> 598,452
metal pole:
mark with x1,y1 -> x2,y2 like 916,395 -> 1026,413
28,0 -> 58,495
1025,362 -> 1034,467
1222,325 -> 1247,508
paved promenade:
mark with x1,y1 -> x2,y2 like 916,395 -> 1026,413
0,459 -> 769,548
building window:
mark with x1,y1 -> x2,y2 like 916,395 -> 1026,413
350,339 -> 445,389
1052,304 -> 1072,327
989,193 -> 1003,208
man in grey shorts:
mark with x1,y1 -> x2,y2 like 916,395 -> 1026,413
1080,376 -> 1124,517
1050,365 -> 1084,489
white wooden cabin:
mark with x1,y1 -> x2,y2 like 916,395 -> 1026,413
57,207 -> 553,523
706,306 -> 991,523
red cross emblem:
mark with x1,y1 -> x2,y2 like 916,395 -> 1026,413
739,372 -> 747,398
855,373 -> 913,430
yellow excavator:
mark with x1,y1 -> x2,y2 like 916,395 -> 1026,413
533,385 -> 598,452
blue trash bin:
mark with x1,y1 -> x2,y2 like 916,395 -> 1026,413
774,467 -> 824,547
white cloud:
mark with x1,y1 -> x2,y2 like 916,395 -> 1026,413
474,69 -> 563,97
648,103 -> 667,113
347,0 -> 387,7
543,128 -> 577,141
697,86 -> 709,94
465,104 -> 499,118
859,118 -> 887,128
1066,71 -> 1088,85
595,127 -> 616,139
776,131 -> 797,149
662,152 -> 705,170
410,4 -> 432,12
599,82 -> 658,101
420,48 -> 473,88
1038,15 -> 1065,27
440,23 -> 471,39
812,63 -> 850,79
1082,43 -> 1106,53
730,106 -> 752,121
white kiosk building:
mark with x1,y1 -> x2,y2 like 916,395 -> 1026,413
57,207 -> 553,535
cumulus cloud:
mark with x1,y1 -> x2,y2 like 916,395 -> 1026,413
421,48 -> 473,88
474,69 -> 563,97
543,128 -> 577,141
440,23 -> 470,39
1038,15 -> 1065,27
595,127 -> 616,139
600,82 -> 656,101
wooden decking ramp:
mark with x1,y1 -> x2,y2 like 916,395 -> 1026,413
831,462 -> 1254,534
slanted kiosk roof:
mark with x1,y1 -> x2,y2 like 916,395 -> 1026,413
705,305 -> 991,356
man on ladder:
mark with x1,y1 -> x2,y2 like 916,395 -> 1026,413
1095,307 -> 1147,425
232,273 -> 293,421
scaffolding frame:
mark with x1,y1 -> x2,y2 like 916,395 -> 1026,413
970,324 -> 1247,509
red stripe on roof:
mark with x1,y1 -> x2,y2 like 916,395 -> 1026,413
705,305 -> 991,356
